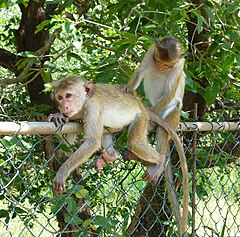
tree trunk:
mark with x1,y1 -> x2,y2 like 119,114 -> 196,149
127,1 -> 211,236
0,2 -> 95,236
126,180 -> 171,237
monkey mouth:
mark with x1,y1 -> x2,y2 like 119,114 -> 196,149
63,112 -> 76,118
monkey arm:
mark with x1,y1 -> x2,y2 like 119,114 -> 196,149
153,73 -> 183,113
53,104 -> 103,193
48,113 -> 69,127
53,137 -> 102,192
126,70 -> 141,91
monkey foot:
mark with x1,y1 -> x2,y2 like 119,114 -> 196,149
123,150 -> 156,166
142,164 -> 164,185
95,152 -> 117,173
52,177 -> 66,194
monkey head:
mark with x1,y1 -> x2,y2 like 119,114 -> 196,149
51,76 -> 94,118
154,36 -> 182,73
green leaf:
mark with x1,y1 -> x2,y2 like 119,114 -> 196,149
40,68 -> 51,83
63,21 -> 75,33
204,80 -> 221,106
66,197 -> 77,213
43,83 -> 54,93
0,209 -> 9,223
75,189 -> 89,199
121,32 -> 138,42
0,209 -> 9,218
14,207 -> 27,214
0,139 -> 12,149
16,58 -> 30,70
180,110 -> 189,119
60,143 -> 72,153
204,7 -> 215,25
222,54 -> 235,73
35,19 -> 51,34
65,215 -> 83,225
67,52 -> 82,62
44,61 -> 56,73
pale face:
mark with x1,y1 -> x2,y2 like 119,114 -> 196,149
54,83 -> 87,118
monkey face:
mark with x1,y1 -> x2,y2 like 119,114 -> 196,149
153,51 -> 177,73
153,55 -> 177,73
54,83 -> 87,118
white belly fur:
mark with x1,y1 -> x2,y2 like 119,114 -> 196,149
103,107 -> 141,129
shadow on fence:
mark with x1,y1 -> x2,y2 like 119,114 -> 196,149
0,121 -> 239,237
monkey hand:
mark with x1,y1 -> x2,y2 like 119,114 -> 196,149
52,174 -> 66,194
95,150 -> 117,173
142,164 -> 164,185
48,113 -> 69,127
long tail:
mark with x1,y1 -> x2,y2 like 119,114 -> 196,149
147,109 -> 189,236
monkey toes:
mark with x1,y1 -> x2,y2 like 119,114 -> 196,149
95,151 -> 118,173
142,164 -> 164,185
52,176 -> 66,194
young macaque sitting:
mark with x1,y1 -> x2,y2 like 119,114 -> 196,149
126,36 -> 186,181
48,75 -> 187,194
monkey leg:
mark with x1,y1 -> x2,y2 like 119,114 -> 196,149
123,150 -> 155,166
128,113 -> 164,164
143,110 -> 181,185
128,113 -> 164,185
95,133 -> 118,172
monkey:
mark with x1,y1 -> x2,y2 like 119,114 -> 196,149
126,36 -> 187,235
48,75 -> 188,235
127,36 -> 185,156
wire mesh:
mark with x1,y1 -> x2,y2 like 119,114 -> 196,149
0,122 -> 239,237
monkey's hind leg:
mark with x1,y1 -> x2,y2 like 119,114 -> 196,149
143,110 -> 180,185
128,113 -> 164,184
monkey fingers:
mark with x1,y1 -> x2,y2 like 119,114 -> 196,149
52,175 -> 66,194
142,164 -> 165,185
48,113 -> 69,127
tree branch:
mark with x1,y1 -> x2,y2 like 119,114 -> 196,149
0,49 -> 18,73
0,29 -> 60,86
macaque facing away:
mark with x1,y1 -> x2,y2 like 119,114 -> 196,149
127,36 -> 186,179
48,75 -> 188,235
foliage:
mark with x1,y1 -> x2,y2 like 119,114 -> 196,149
0,0 -> 239,236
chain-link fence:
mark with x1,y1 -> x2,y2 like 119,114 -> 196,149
0,121 -> 239,237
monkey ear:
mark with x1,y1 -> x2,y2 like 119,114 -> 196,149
85,81 -> 94,98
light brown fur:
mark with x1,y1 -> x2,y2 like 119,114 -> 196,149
127,36 -> 188,236
49,75 -> 188,236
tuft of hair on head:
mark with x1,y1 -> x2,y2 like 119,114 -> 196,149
155,36 -> 182,61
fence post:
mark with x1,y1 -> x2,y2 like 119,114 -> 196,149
191,103 -> 198,237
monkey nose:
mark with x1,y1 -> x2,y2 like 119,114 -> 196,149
63,108 -> 69,114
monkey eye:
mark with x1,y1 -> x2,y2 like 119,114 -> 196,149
66,93 -> 72,99
58,95 -> 63,100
